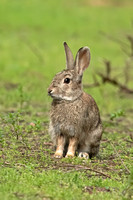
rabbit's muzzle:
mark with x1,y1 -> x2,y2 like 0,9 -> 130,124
48,84 -> 56,97
48,88 -> 53,96
47,86 -> 59,99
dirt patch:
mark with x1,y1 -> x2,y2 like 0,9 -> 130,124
4,82 -> 19,90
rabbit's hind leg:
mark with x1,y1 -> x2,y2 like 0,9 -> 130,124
78,139 -> 100,159
78,144 -> 99,159
89,143 -> 100,159
78,145 -> 89,159
78,152 -> 89,159
88,126 -> 102,159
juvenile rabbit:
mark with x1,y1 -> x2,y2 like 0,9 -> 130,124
48,42 -> 102,159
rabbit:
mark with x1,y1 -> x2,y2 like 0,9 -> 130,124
48,42 -> 102,159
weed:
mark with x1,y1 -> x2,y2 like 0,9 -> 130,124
110,109 -> 125,121
17,85 -> 31,110
3,111 -> 23,140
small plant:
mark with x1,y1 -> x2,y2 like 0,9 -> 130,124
33,120 -> 42,131
110,109 -> 125,120
17,85 -> 31,110
18,85 -> 25,110
3,111 -> 23,140
29,120 -> 42,132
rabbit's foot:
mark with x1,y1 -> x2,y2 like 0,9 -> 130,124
54,151 -> 63,158
65,152 -> 75,158
78,152 -> 89,159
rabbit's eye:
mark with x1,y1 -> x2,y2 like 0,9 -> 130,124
64,78 -> 70,84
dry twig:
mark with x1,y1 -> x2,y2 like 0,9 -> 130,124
98,72 -> 133,94
53,163 -> 112,179
84,58 -> 133,94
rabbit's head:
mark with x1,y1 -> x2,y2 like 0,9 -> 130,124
48,42 -> 91,101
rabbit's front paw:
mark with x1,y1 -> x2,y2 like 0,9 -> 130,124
78,152 -> 89,159
65,151 -> 75,158
54,151 -> 63,158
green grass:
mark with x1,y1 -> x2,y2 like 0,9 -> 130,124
0,109 -> 133,200
0,0 -> 133,199
0,0 -> 133,114
0,167 -> 132,200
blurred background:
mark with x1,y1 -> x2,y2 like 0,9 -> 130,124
0,0 -> 133,120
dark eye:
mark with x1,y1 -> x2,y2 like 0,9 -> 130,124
64,78 -> 70,84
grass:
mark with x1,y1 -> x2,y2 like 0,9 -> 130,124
0,109 -> 133,200
0,0 -> 133,114
0,0 -> 133,199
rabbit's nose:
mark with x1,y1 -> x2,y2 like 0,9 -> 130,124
48,89 -> 53,95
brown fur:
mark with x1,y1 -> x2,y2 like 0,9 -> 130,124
48,42 -> 102,158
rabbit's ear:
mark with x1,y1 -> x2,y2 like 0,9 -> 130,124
64,42 -> 74,70
75,47 -> 90,76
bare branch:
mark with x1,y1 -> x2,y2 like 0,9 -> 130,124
83,74 -> 100,89
124,60 -> 130,84
83,82 -> 100,88
104,59 -> 111,77
98,72 -> 133,94
127,35 -> 133,57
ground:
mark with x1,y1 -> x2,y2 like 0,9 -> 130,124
0,109 -> 133,200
